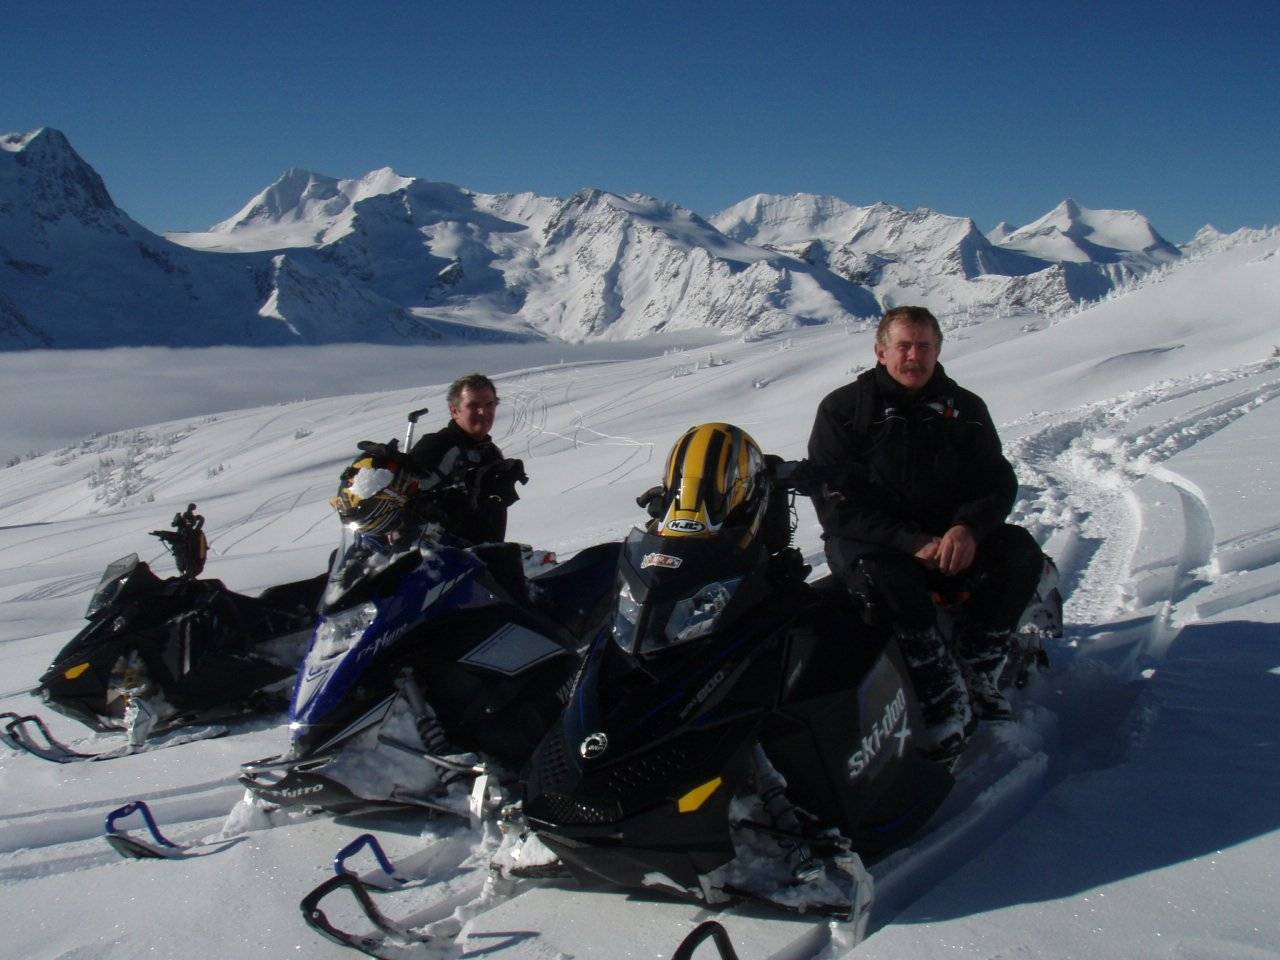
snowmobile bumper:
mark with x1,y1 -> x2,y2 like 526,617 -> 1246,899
239,753 -> 368,809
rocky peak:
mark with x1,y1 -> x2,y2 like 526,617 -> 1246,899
1,127 -> 120,228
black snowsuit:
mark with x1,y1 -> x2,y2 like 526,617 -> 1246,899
157,506 -> 206,578
409,420 -> 513,546
807,363 -> 1041,635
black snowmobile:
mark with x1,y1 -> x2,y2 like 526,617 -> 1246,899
518,422 -> 1062,915
2,532 -> 325,763
239,408 -> 621,818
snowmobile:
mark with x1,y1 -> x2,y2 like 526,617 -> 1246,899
2,533 -> 325,763
518,422 -> 1062,916
239,409 -> 621,817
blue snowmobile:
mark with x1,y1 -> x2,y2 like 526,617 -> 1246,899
240,409 -> 620,815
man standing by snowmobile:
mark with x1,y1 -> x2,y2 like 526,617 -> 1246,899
153,502 -> 206,578
409,373 -> 526,546
807,306 -> 1042,760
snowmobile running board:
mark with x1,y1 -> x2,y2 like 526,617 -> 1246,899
104,800 -> 182,860
0,712 -> 95,763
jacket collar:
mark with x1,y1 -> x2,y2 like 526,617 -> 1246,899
443,419 -> 492,447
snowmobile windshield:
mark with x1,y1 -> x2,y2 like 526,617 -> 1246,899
612,526 -> 760,657
85,554 -> 142,619
322,521 -> 429,612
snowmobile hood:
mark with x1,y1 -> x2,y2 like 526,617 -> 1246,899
292,536 -> 499,731
320,521 -> 456,613
610,526 -> 764,659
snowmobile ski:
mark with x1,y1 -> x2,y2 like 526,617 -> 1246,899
103,800 -> 183,859
332,833 -> 409,888
298,831 -> 461,958
670,921 -> 740,960
0,712 -> 95,763
1,710 -> 229,764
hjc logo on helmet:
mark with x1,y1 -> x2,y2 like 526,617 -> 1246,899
665,518 -> 706,533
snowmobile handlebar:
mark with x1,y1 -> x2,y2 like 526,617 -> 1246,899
767,458 -> 847,497
766,457 -> 819,496
404,407 -> 431,451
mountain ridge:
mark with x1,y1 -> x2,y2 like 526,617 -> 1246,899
0,128 -> 1267,350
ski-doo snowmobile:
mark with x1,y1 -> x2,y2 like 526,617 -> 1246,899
2,536 -> 325,762
240,409 -> 620,816
520,422 -> 1062,915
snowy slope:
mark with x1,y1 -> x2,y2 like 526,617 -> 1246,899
1,233 -> 1279,959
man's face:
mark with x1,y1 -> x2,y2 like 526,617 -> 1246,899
875,320 -> 940,392
450,386 -> 499,439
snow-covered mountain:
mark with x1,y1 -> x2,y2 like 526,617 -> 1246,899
185,174 -> 878,341
0,128 -> 1241,351
711,193 -> 1184,316
1180,222 -> 1279,259
0,130 -> 426,348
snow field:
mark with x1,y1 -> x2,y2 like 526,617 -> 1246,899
2,232 -> 1280,958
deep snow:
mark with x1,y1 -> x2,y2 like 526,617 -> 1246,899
1,233 -> 1278,959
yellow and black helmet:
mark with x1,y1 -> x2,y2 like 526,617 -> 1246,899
658,423 -> 768,539
330,454 -> 418,535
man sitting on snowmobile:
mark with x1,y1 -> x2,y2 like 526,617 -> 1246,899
807,305 -> 1043,761
408,373 -> 527,546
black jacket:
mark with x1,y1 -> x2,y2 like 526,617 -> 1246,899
410,420 -> 509,544
807,363 -> 1016,558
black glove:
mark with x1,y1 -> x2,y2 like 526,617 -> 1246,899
469,458 -> 528,509
355,438 -> 416,472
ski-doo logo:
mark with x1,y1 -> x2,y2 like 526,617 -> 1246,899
665,519 -> 706,533
579,732 -> 609,759
847,687 -> 910,780
641,552 -> 683,570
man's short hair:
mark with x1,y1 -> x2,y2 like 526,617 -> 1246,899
876,306 -> 943,348
447,373 -> 498,407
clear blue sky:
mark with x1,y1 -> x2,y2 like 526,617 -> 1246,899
5,0 -> 1276,242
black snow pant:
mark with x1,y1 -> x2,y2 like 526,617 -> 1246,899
825,523 -> 1044,639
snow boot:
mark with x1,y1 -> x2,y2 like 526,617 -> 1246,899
957,631 -> 1014,722
896,626 -> 973,761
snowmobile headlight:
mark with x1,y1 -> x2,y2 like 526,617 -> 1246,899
611,579 -> 641,653
665,578 -> 742,645
312,602 -> 378,661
